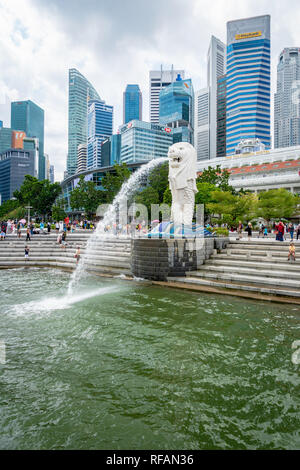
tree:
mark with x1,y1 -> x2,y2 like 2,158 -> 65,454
0,199 -> 19,218
13,175 -> 62,218
147,161 -> 169,202
134,187 -> 160,216
101,163 -> 131,203
256,188 -> 299,222
70,175 -> 107,217
52,199 -> 67,221
207,191 -> 256,227
197,165 -> 234,193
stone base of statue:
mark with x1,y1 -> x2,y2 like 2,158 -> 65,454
131,236 -> 215,281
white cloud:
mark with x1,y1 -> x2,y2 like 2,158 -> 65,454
0,0 -> 299,181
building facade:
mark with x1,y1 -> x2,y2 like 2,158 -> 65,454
23,136 -> 39,178
11,100 -> 45,180
101,134 -> 121,168
87,99 -> 113,169
50,165 -> 55,183
0,149 -> 35,202
216,74 -> 227,157
0,127 -> 12,154
207,36 -> 226,159
194,88 -> 210,161
226,15 -> 271,155
274,47 -> 300,149
77,143 -> 87,173
123,84 -> 142,124
197,144 -> 300,194
67,68 -> 101,176
119,120 -> 173,164
159,75 -> 194,144
149,66 -> 184,124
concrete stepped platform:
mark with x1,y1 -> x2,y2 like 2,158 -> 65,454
166,276 -> 300,301
0,260 -> 131,276
201,262 -> 300,277
187,269 -> 300,289
207,257 -> 300,269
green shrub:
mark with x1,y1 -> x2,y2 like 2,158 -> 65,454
213,227 -> 229,237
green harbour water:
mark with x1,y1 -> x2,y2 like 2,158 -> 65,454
0,267 -> 299,450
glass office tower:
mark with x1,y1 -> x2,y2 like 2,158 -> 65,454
11,100 -> 45,179
274,47 -> 300,148
217,74 -> 227,157
226,15 -> 271,155
67,68 -> 101,176
159,75 -> 194,144
87,99 -> 113,169
0,127 -> 12,154
123,85 -> 142,124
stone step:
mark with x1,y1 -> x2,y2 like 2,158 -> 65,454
0,260 -> 131,275
167,276 -> 300,298
200,264 -> 300,279
224,249 -> 294,258
206,258 -> 300,270
227,243 -> 297,252
213,253 -> 298,262
187,270 -> 300,289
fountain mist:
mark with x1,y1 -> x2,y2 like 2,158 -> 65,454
67,157 -> 167,294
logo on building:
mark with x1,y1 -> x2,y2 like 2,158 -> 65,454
235,31 -> 262,40
164,127 -> 172,133
127,122 -> 133,129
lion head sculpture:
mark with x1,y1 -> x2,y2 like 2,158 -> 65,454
168,142 -> 198,192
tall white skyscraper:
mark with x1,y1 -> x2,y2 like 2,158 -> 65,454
149,66 -> 184,123
195,36 -> 226,161
207,36 -> 226,159
274,47 -> 300,148
194,88 -> 210,161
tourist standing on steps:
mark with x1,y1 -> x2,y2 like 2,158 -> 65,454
26,228 -> 31,241
75,246 -> 80,264
47,222 -> 51,233
288,223 -> 294,240
276,221 -> 285,242
237,221 -> 243,240
24,245 -> 30,260
296,223 -> 300,241
55,222 -> 59,232
17,222 -> 21,238
245,223 -> 252,240
288,242 -> 296,262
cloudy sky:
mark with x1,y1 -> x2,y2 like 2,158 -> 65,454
0,0 -> 299,180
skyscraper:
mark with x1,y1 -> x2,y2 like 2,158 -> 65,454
67,68 -> 101,176
194,88 -> 210,160
77,143 -> 87,173
149,66 -> 184,123
226,15 -> 271,155
123,85 -> 142,124
274,48 -> 300,148
119,121 -> 173,164
159,75 -> 194,144
49,165 -> 55,183
87,99 -> 113,169
216,75 -> 227,157
11,100 -> 45,179
207,36 -> 226,158
0,126 -> 12,154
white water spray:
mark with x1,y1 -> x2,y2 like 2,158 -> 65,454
67,157 -> 167,294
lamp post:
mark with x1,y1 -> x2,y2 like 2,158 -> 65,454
25,205 -> 33,226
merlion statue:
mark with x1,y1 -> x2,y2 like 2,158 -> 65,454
168,142 -> 198,226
